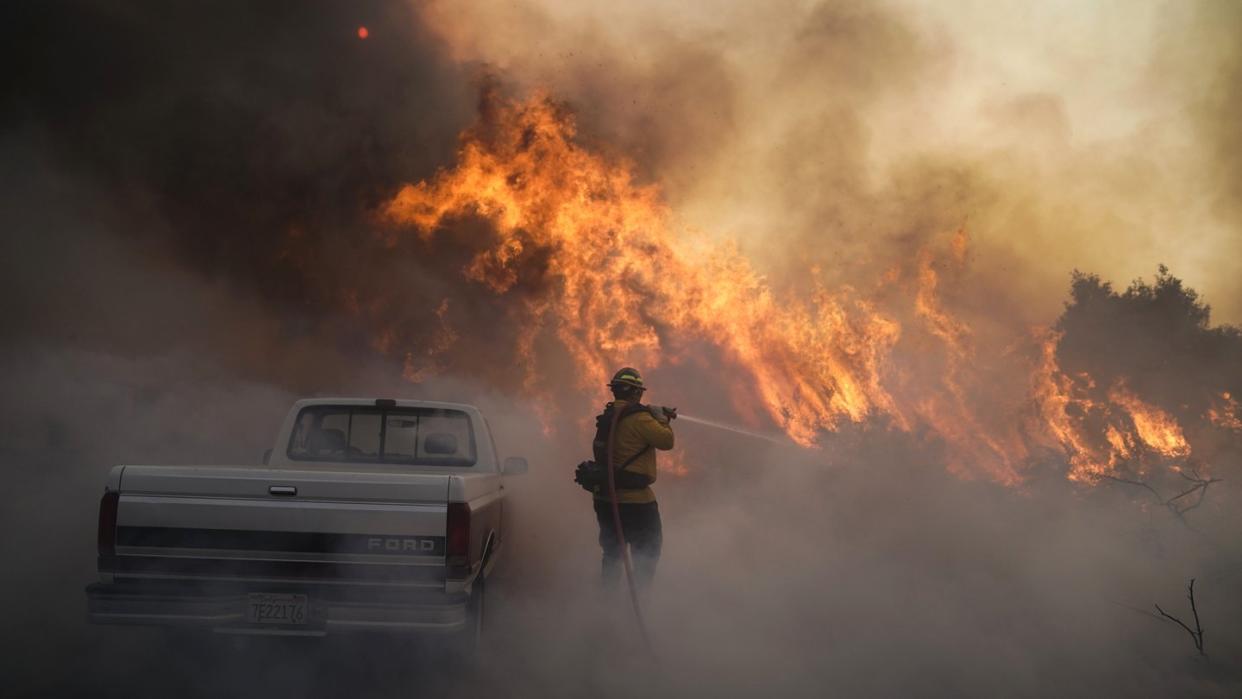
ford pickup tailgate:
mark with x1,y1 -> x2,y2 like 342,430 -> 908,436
104,466 -> 451,589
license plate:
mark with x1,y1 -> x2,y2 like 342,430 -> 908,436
245,593 -> 308,625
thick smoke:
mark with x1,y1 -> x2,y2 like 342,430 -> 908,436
2,1 -> 1241,697
419,0 -> 1242,323
2,0 -> 485,363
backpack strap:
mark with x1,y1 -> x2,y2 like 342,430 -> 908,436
591,401 -> 655,488
617,444 -> 652,471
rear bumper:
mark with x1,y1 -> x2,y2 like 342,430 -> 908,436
85,582 -> 470,636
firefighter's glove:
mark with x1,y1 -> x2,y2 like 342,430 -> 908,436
650,405 -> 677,425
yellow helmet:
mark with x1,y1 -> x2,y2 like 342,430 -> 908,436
608,367 -> 645,391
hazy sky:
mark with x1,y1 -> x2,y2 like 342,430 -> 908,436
420,0 -> 1242,323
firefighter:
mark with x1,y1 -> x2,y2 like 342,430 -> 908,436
584,367 -> 675,588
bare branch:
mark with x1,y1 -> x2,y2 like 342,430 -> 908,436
1167,477 -> 1221,517
1153,579 -> 1205,656
1187,579 -> 1204,654
1154,604 -> 1198,638
1166,485 -> 1202,504
1102,473 -> 1222,523
1102,476 -> 1164,503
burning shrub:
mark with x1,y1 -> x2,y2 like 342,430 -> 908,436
1035,267 -> 1242,490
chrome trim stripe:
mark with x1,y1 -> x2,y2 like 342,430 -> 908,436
116,526 -> 446,557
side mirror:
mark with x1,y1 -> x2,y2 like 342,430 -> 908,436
502,456 -> 529,475
262,448 -> 273,465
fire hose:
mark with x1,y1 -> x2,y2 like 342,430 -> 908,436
601,408 -> 794,653
604,405 -> 654,652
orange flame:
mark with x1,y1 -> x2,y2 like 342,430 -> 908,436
905,233 -> 1026,483
1030,331 -> 1109,482
379,92 -> 1221,486
1206,392 -> 1242,431
1107,383 -> 1191,459
385,94 -> 904,448
1030,331 -> 1196,483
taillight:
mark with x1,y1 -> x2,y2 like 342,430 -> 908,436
97,490 -> 119,558
446,502 -> 471,576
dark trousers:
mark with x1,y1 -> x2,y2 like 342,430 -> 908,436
593,499 -> 662,589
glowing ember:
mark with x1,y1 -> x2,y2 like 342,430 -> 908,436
357,26 -> 369,40
1206,392 -> 1242,431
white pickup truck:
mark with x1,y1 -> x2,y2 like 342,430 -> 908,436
85,398 -> 526,649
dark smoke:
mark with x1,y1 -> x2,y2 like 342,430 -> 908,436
1,0 -> 485,379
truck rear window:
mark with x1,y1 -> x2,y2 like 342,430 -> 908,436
287,406 -> 476,467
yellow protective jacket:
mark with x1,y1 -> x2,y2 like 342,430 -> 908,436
595,400 -> 675,504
